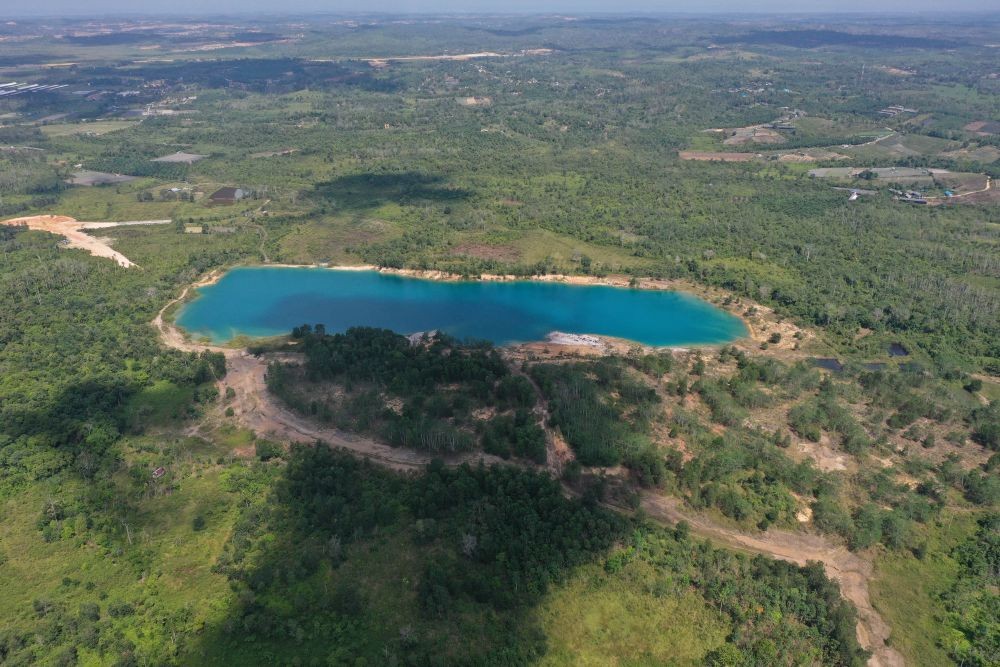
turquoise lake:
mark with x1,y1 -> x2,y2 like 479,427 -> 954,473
175,267 -> 748,346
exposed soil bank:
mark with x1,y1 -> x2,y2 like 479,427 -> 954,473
633,495 -> 904,667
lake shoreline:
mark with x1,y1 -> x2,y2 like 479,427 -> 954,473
170,262 -> 812,353
253,263 -> 764,345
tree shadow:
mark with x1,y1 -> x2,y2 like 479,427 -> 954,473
312,172 -> 472,212
2,378 -> 131,447
182,446 -> 625,665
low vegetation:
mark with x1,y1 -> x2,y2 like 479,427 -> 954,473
195,446 -> 869,666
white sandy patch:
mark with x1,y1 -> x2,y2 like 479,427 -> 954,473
1,215 -> 171,267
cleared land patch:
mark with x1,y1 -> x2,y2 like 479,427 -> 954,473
722,124 -> 785,146
679,150 -> 757,162
0,214 -> 170,267
458,96 -> 492,107
67,170 -> 138,186
39,120 -> 138,137
152,151 -> 207,164
249,148 -> 298,158
451,242 -> 520,261
777,149 -> 849,162
536,562 -> 729,666
942,144 -> 1000,164
808,166 -> 935,179
964,120 -> 1000,135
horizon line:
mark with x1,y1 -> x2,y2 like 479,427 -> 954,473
6,9 -> 1000,18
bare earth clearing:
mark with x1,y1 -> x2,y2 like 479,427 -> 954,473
723,124 -> 786,146
154,270 -> 903,666
151,151 -> 207,164
306,49 -> 552,69
1,215 -> 172,267
678,150 -> 758,162
67,170 -> 137,186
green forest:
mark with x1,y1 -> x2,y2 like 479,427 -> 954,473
0,12 -> 998,667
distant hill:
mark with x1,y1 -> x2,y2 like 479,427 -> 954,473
717,29 -> 962,49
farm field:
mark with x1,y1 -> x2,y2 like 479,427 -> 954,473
40,120 -> 139,137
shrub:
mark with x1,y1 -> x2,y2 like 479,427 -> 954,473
256,440 -> 282,461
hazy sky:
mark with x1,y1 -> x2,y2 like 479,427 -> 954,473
7,0 -> 999,16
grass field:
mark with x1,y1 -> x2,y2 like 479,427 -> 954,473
277,215 -> 402,264
123,380 -> 196,428
53,184 -> 267,224
536,560 -> 729,666
56,185 -> 182,221
793,116 -> 885,139
513,228 -> 648,270
845,133 -> 961,161
41,120 -> 140,137
0,464 -> 239,664
870,511 -> 977,667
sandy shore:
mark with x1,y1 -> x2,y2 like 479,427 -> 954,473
244,262 -> 813,352
163,261 -> 815,359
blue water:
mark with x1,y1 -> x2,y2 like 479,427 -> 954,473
175,267 -> 748,346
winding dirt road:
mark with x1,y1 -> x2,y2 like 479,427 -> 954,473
153,282 -> 904,667
154,288 -> 506,471
635,495 -> 903,667
219,353 -> 508,471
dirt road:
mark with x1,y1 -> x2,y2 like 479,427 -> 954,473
155,288 -> 506,470
636,494 -> 904,667
152,274 -> 231,353
219,353 -> 508,471
857,130 -> 897,147
153,280 -> 905,667
1,215 -> 171,267
927,175 -> 992,203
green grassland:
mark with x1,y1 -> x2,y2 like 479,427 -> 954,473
536,562 -> 730,666
870,513 -> 976,667
844,133 -> 962,162
793,117 -> 887,140
0,446 -> 239,665
40,120 -> 140,138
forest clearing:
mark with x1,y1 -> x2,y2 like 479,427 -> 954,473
1,215 -> 171,267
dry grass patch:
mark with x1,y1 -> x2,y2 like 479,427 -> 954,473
536,561 -> 729,666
